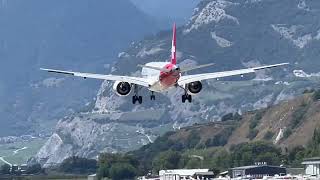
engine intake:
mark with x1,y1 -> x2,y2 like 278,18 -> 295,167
113,81 -> 132,96
187,81 -> 202,95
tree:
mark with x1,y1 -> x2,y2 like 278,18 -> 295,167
109,163 -> 137,180
0,164 -> 11,175
263,131 -> 275,140
97,153 -> 140,179
313,90 -> 320,101
26,163 -> 42,174
152,150 -> 182,173
186,130 -> 200,148
231,141 -> 282,166
59,156 -> 97,174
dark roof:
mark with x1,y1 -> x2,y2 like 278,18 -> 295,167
303,157 -> 320,162
194,171 -> 214,176
231,165 -> 285,170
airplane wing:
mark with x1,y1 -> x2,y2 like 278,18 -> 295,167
40,68 -> 150,87
178,63 -> 289,86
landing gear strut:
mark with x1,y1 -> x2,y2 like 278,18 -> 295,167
150,91 -> 155,100
132,85 -> 142,104
179,85 -> 192,103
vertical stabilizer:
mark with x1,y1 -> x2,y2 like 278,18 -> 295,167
171,23 -> 177,65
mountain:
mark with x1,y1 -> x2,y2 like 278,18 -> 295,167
130,0 -> 198,24
129,90 -> 320,172
0,0 -> 160,137
34,0 -> 320,165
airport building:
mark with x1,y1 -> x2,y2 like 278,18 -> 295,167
159,169 -> 214,180
302,157 -> 320,175
231,164 -> 286,178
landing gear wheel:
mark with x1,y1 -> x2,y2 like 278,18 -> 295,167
182,95 -> 186,103
150,95 -> 155,100
132,96 -> 137,104
138,96 -> 143,104
187,94 -> 192,103
182,94 -> 192,103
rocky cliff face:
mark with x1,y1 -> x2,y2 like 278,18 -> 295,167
35,0 -> 320,165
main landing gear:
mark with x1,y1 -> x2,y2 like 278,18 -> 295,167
150,91 -> 155,101
178,84 -> 192,103
132,84 -> 142,104
132,87 -> 156,104
132,95 -> 142,104
182,93 -> 192,103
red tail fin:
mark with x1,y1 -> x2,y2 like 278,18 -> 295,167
171,23 -> 177,65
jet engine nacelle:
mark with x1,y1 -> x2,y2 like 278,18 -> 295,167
113,81 -> 132,96
187,81 -> 202,95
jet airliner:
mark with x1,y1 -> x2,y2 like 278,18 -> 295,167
41,24 -> 288,104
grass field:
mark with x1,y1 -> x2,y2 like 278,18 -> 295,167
0,138 -> 47,165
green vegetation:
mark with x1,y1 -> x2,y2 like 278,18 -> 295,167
109,163 -> 137,180
97,153 -> 139,180
283,129 -> 293,139
291,103 -> 309,129
0,138 -> 47,166
246,110 -> 265,140
0,164 -> 10,175
205,127 -> 235,147
249,110 -> 265,129
221,112 -> 242,122
247,129 -> 259,140
263,131 -> 275,140
186,130 -> 201,149
286,128 -> 320,167
26,163 -> 43,174
59,156 -> 97,174
230,141 -> 282,167
312,90 -> 320,101
152,150 -> 183,173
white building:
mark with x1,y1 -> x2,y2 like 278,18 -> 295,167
302,157 -> 320,175
159,169 -> 214,180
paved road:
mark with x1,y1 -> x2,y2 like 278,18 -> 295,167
0,156 -> 11,166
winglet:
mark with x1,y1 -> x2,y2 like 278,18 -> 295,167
171,23 -> 177,65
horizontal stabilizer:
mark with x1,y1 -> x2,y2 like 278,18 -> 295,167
137,64 -> 171,73
180,63 -> 215,73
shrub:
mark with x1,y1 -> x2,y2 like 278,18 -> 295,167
26,163 -> 42,174
249,111 -> 264,129
221,113 -> 233,121
313,90 -> 320,101
291,103 -> 308,129
186,130 -> 201,148
109,163 -> 137,180
263,131 -> 275,140
59,156 -> 97,174
283,129 -> 292,139
247,129 -> 259,140
0,164 -> 11,175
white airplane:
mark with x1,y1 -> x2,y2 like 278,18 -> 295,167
41,23 -> 289,104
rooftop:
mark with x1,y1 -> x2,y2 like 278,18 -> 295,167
302,157 -> 320,164
231,165 -> 285,170
303,157 -> 320,161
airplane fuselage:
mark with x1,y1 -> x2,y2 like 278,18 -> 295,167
144,62 -> 181,92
